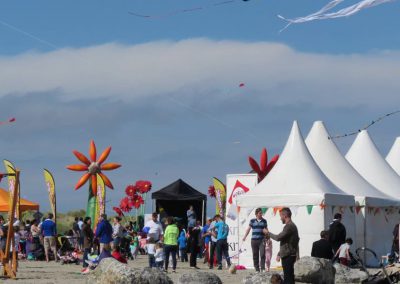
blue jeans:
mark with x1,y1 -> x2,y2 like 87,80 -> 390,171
148,254 -> 155,267
164,245 -> 177,271
83,248 -> 91,268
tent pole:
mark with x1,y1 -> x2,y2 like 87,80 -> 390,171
236,199 -> 240,266
202,200 -> 205,226
363,207 -> 367,265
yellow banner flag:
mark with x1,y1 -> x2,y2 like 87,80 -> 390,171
213,177 -> 226,217
94,174 -> 105,231
3,160 -> 19,219
43,169 -> 56,223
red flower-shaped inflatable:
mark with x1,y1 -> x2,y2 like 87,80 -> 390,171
135,180 -> 152,194
113,206 -> 124,217
120,197 -> 132,212
125,184 -> 138,197
130,194 -> 144,209
249,148 -> 279,181
208,185 -> 216,198
67,140 -> 121,195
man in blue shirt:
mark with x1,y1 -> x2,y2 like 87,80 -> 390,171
243,208 -> 268,272
213,215 -> 231,270
41,213 -> 58,262
95,213 -> 113,253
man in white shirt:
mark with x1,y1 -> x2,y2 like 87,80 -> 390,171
145,212 -> 164,242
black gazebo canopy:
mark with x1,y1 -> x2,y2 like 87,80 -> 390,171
151,179 -> 207,225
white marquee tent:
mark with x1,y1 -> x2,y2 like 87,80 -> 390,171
346,130 -> 400,200
346,130 -> 400,262
306,121 -> 400,265
387,137 -> 400,175
237,121 -> 356,266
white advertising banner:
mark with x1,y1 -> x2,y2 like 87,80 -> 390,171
226,173 -> 258,268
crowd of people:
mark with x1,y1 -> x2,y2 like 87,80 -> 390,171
0,205 -> 383,284
58,205 -> 238,274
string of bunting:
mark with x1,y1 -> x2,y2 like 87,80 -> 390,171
329,110 -> 400,139
266,203 -> 397,223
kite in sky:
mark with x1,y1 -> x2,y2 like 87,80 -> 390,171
129,0 -> 252,19
278,0 -> 395,32
0,117 -> 16,126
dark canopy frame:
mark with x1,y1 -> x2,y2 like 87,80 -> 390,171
151,179 -> 207,225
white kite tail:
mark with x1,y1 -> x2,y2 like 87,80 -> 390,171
278,0 -> 395,32
278,0 -> 345,32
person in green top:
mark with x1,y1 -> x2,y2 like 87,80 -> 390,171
163,216 -> 179,272
130,231 -> 139,260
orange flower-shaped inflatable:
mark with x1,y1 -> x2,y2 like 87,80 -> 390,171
67,140 -> 121,195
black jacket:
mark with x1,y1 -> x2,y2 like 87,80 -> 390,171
311,239 -> 334,260
269,220 -> 299,258
328,220 -> 346,247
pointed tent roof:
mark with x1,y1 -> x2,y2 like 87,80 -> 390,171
386,137 -> 400,175
151,179 -> 206,201
237,121 -> 354,207
346,130 -> 400,200
305,121 -> 398,207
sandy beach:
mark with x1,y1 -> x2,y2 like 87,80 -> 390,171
1,255 -> 258,284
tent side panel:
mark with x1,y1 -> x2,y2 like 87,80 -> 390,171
365,210 -> 396,267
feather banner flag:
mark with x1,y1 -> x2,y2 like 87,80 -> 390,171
43,169 -> 57,226
278,0 -> 394,32
3,160 -> 19,219
94,174 -> 105,231
213,177 -> 226,217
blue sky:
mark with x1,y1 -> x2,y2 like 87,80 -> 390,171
0,0 -> 399,216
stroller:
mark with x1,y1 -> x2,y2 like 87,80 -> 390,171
59,249 -> 80,265
58,236 -> 80,265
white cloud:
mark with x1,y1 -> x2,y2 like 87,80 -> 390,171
0,38 -> 399,107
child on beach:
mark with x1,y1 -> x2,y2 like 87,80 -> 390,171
335,238 -> 353,266
154,243 -> 164,269
145,237 -> 156,268
178,230 -> 188,262
130,232 -> 139,260
265,235 -> 273,272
